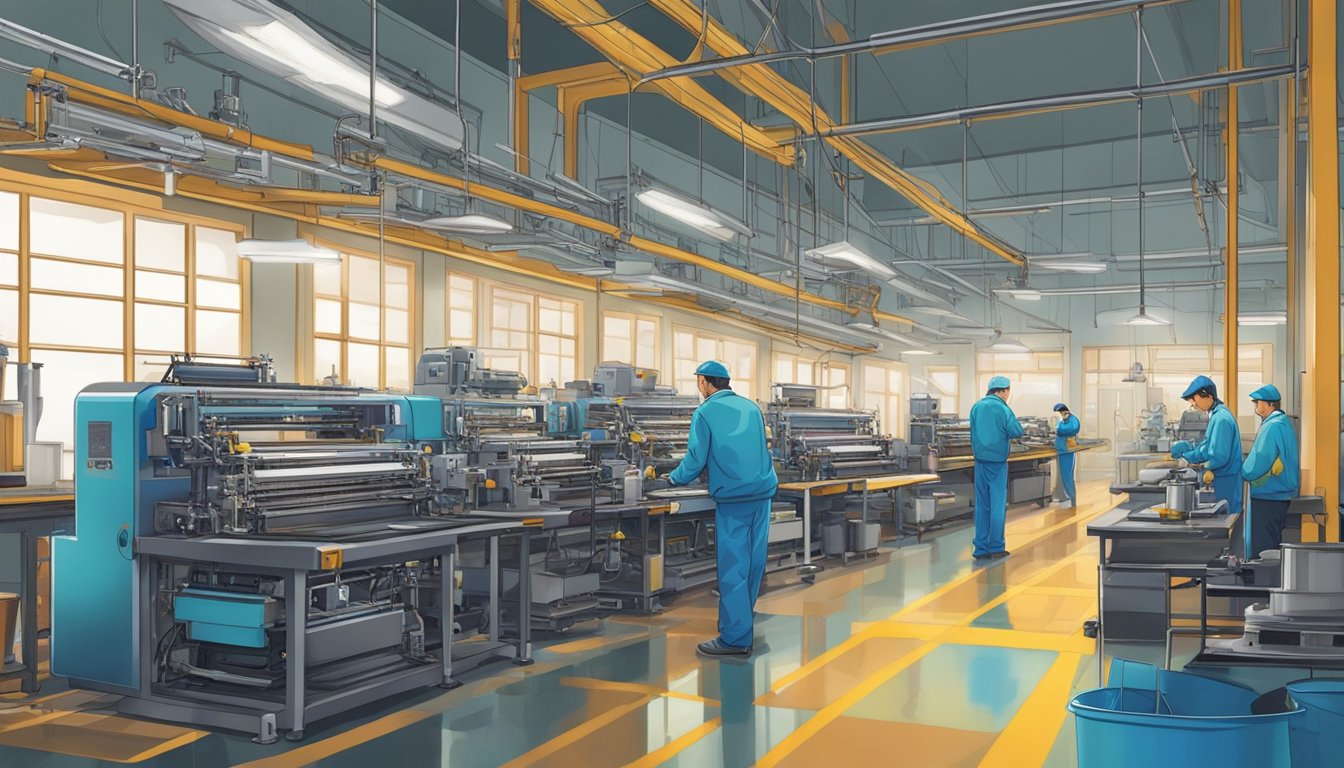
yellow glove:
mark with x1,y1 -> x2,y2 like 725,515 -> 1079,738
1271,458 -> 1284,476
1201,470 -> 1215,486
643,466 -> 656,481
1066,437 -> 1078,449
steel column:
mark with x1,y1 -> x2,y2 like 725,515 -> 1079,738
1224,0 -> 1240,410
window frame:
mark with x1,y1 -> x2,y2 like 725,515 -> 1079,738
601,310 -> 660,371
310,245 -> 416,391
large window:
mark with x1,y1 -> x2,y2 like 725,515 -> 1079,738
772,352 -> 850,407
862,361 -> 907,438
313,251 -> 414,390
602,311 -> 659,370
445,272 -> 476,347
673,327 -> 757,400
924,365 -> 961,417
1,188 -> 247,477
483,284 -> 579,387
976,350 -> 1064,421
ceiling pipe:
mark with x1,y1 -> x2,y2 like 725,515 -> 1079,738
818,64 -> 1295,138
639,0 -> 1189,84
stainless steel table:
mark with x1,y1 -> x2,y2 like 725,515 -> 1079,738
0,487 -> 74,694
1087,504 -> 1240,684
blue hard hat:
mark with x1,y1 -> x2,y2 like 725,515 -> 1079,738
1180,375 -> 1217,400
987,375 -> 1011,393
694,360 -> 730,379
1053,403 -> 1069,412
1249,384 -> 1282,402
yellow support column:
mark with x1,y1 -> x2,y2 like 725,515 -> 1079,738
1223,0 -> 1240,409
1302,0 -> 1340,542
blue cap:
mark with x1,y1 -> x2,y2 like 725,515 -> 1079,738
1053,403 -> 1069,412
987,375 -> 1011,393
694,360 -> 730,379
1249,384 -> 1281,402
1180,375 -> 1217,400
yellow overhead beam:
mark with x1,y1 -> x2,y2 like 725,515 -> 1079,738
644,0 -> 1024,266
557,74 -> 630,177
1302,0 -> 1339,542
526,0 -> 796,167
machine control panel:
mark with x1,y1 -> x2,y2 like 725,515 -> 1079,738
87,420 -> 113,470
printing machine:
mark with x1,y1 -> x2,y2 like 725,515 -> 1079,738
53,356 -> 530,743
414,347 -> 604,631
767,384 -> 904,483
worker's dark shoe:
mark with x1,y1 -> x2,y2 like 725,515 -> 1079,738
973,551 -> 992,560
988,551 -> 1010,559
697,638 -> 751,657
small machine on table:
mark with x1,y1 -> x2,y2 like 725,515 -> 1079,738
1112,403 -> 1209,496
415,347 -> 604,631
53,356 -> 531,743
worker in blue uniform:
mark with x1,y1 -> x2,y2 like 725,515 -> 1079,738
969,376 -> 1025,560
1052,403 -> 1081,507
1170,375 -> 1243,517
666,360 -> 778,657
1241,384 -> 1299,559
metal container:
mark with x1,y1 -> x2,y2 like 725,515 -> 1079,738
1280,543 -> 1344,592
1162,473 -> 1198,513
1268,589 -> 1344,617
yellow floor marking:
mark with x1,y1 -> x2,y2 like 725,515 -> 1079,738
558,676 -> 710,703
117,730 -> 210,764
976,652 -> 1083,768
231,710 -> 433,768
545,632 -> 650,654
498,695 -> 656,768
627,717 -> 722,768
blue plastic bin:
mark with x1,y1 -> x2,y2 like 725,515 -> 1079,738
1286,679 -> 1344,768
1070,661 -> 1301,768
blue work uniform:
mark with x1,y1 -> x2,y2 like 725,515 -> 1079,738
1054,414 -> 1081,505
1177,402 -> 1243,517
968,394 -> 1026,558
668,389 -> 778,649
1241,410 -> 1299,558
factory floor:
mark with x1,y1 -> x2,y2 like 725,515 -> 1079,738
0,480 -> 1300,767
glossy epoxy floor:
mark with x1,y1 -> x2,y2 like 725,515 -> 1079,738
1,481 -> 1228,767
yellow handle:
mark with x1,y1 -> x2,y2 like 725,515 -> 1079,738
629,431 -> 645,444
485,479 -> 497,490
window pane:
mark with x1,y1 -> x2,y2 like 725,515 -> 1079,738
30,258 -> 124,297
384,263 -> 410,310
347,342 -> 379,388
349,302 -> 380,340
607,338 -> 632,365
314,339 -> 342,384
697,338 -> 716,362
30,294 -> 123,348
510,301 -> 528,330
32,348 -> 125,479
29,198 -> 123,264
135,218 -> 186,271
314,261 -> 342,296
0,252 -> 15,286
134,303 -> 186,351
0,288 -> 16,346
540,334 -> 559,354
0,191 -> 16,251
385,347 -> 410,391
539,307 -> 560,332
136,270 -> 186,302
384,308 -> 409,344
195,227 -> 239,278
348,256 -> 380,304
197,278 -> 241,310
448,309 -> 473,345
674,331 -> 692,358
315,298 -> 343,334
195,310 -> 240,355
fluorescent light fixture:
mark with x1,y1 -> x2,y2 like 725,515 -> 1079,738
421,214 -> 513,234
993,287 -> 1042,301
898,349 -> 938,356
986,335 -> 1031,353
237,239 -> 340,264
804,241 -> 897,280
903,305 -> 976,323
164,0 -> 465,151
1030,258 -> 1107,274
636,188 -> 749,241
1237,311 -> 1287,326
910,204 -> 1051,225
1124,307 -> 1170,326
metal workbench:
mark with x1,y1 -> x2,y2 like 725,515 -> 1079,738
0,486 -> 74,694
777,473 -> 940,574
124,518 -> 529,742
1087,504 -> 1240,684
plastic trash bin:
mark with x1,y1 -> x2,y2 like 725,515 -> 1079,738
1286,679 -> 1344,768
1107,658 -> 1259,715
